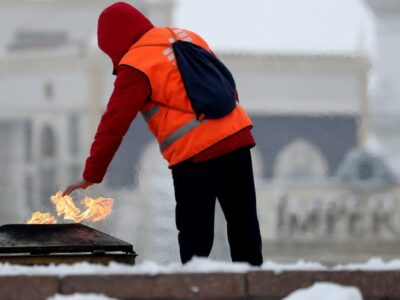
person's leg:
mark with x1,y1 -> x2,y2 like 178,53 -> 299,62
172,159 -> 219,264
217,148 -> 263,266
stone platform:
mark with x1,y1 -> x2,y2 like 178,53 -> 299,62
1,270 -> 400,300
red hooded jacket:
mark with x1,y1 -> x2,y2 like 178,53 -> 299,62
83,2 -> 255,183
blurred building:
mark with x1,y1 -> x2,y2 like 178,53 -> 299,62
218,51 -> 388,264
366,0 -> 400,173
123,37 -> 377,263
0,0 -> 399,264
221,52 -> 370,179
0,0 -> 173,223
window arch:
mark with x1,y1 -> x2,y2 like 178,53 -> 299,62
40,125 -> 56,158
274,138 -> 328,180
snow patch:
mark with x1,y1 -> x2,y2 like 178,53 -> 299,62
333,257 -> 400,271
261,260 -> 326,274
48,294 -> 119,300
283,282 -> 363,300
0,257 -> 253,277
0,256 -> 399,276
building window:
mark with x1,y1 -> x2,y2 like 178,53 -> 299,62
24,121 -> 33,163
358,159 -> 374,180
68,114 -> 80,155
274,138 -> 328,180
41,126 -> 56,158
25,175 -> 34,211
43,81 -> 54,101
40,126 -> 57,205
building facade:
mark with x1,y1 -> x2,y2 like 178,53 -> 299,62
1,0 -> 395,264
0,0 -> 173,224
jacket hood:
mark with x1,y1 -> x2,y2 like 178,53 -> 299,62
97,2 -> 154,74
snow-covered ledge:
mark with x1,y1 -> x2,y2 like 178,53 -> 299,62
0,257 -> 399,300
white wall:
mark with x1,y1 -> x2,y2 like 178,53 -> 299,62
220,54 -> 369,116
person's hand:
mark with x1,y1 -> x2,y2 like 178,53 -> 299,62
63,179 -> 93,196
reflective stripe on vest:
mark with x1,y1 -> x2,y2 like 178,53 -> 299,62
159,118 -> 203,152
142,103 -> 204,152
142,105 -> 160,121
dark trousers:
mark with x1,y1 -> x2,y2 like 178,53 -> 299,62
171,148 -> 263,266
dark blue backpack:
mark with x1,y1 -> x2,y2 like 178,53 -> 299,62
169,29 -> 237,120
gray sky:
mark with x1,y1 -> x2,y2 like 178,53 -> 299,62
173,0 -> 375,54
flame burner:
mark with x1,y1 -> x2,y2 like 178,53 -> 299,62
0,224 -> 136,265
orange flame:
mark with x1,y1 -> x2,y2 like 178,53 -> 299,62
26,191 -> 114,224
51,192 -> 81,222
78,196 -> 113,222
27,212 -> 57,224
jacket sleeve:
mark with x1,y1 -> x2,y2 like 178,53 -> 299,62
82,66 -> 151,183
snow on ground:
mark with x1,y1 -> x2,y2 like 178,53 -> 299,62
0,258 -> 251,277
283,282 -> 363,300
0,256 -> 399,276
48,294 -> 119,300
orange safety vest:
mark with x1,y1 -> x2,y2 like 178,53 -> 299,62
119,27 -> 253,167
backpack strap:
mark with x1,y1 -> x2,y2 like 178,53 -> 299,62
130,42 -> 171,49
165,27 -> 177,41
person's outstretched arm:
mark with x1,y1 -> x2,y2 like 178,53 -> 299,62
63,66 -> 150,195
